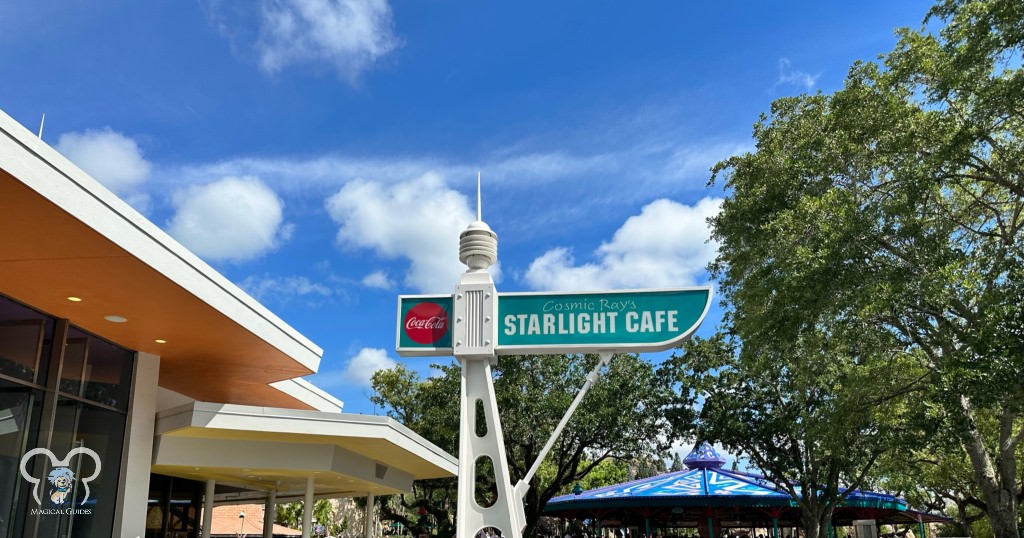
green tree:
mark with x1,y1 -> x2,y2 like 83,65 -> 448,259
705,0 -> 1024,536
663,332 -> 925,538
873,441 -> 987,537
371,353 -> 679,537
629,451 -> 669,480
541,457 -> 630,495
276,502 -> 302,530
275,499 -> 343,535
371,364 -> 459,537
669,452 -> 685,473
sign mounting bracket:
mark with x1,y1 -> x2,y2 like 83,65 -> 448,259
512,350 -> 614,506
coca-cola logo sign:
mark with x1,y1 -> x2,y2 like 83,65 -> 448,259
403,302 -> 450,345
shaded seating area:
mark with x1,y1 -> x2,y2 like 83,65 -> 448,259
544,442 -> 947,538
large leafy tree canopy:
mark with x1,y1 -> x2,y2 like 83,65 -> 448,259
663,329 -> 926,538
700,0 -> 1022,536
371,353 -> 679,538
871,410 -> 1000,538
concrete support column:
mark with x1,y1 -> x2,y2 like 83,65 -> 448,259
114,351 -> 161,538
303,477 -> 315,538
202,479 -> 215,538
264,491 -> 277,538
365,492 -> 375,538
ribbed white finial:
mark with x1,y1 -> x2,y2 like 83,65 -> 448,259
459,172 -> 498,271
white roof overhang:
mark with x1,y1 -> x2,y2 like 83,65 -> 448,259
152,402 -> 458,499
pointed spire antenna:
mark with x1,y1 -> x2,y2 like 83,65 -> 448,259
38,113 -> 45,139
459,171 -> 497,271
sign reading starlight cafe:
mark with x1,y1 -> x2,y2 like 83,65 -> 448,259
397,287 -> 712,357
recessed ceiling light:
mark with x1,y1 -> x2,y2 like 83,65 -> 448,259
155,339 -> 167,344
104,315 -> 128,323
67,296 -> 83,302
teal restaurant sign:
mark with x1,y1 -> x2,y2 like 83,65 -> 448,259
397,287 -> 712,356
496,287 -> 711,354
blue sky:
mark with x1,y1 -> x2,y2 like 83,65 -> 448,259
1,0 -> 934,416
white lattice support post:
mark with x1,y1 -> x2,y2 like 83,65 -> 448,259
452,185 -> 523,537
455,355 -> 521,538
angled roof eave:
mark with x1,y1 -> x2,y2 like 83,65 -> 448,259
156,401 -> 458,479
0,108 -> 322,407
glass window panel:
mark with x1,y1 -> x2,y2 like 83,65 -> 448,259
0,295 -> 53,384
80,336 -> 133,411
167,477 -> 202,536
145,474 -> 170,538
145,474 -> 202,538
0,378 -> 43,538
33,397 -> 125,538
0,295 -> 136,538
61,329 -> 133,411
58,338 -> 87,398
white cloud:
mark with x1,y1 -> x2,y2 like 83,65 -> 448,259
160,144 -> 737,243
664,142 -> 751,181
120,192 -> 154,216
166,139 -> 745,198
55,127 -> 151,194
160,140 -> 747,242
325,172 -> 500,293
361,270 -> 395,290
342,347 -> 397,387
169,152 -> 593,194
167,176 -> 291,262
239,273 -> 333,303
256,0 -> 399,81
776,58 -> 819,90
524,197 -> 723,291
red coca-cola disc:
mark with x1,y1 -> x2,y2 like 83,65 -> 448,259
403,302 -> 449,345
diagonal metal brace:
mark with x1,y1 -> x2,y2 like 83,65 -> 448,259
511,351 -> 614,529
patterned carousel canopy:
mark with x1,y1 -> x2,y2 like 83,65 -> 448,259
546,442 -> 907,512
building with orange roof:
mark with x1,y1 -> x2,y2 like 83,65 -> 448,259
206,504 -> 301,537
0,107 -> 456,538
